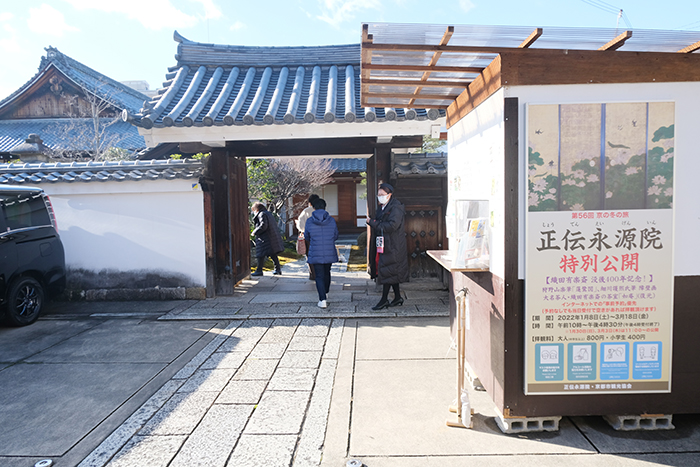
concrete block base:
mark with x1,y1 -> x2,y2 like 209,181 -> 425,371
603,414 -> 675,431
495,411 -> 561,434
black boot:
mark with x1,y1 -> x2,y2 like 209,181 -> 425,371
251,258 -> 264,276
390,296 -> 404,307
272,255 -> 282,275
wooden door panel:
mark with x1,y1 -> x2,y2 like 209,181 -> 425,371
404,206 -> 443,279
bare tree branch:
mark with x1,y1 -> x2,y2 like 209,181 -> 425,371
47,80 -> 134,161
247,157 -> 336,228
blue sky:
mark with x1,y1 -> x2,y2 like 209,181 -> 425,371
0,0 -> 698,100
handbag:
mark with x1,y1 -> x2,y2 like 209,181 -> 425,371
296,233 -> 306,255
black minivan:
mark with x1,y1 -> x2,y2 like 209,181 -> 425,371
0,186 -> 66,326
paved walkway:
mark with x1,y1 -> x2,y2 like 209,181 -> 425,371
77,256 -> 450,467
159,252 -> 450,321
75,257 -> 700,467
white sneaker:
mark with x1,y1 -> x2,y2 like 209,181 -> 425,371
317,300 -> 327,308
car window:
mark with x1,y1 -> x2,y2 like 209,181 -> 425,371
1,193 -> 52,230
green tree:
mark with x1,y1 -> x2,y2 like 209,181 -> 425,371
421,135 -> 446,153
247,158 -> 335,217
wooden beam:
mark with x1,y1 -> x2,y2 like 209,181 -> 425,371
361,63 -> 485,73
363,78 -> 470,88
447,47 -> 700,128
226,136 -> 424,157
519,28 -> 543,48
364,92 -> 460,100
361,42 -> 511,55
678,40 -> 700,53
410,26 -> 454,106
361,24 -> 373,82
598,30 -> 632,51
363,102 -> 449,109
447,54 -> 503,129
498,48 -> 700,86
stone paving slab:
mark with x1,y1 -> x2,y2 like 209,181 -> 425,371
25,320 -> 216,364
216,380 -> 267,404
355,317 -> 453,360
169,404 -> 253,467
0,362 -> 165,456
296,318 -> 332,336
232,358 -> 279,380
350,355 -> 594,457
279,350 -> 323,368
248,305 -> 300,314
288,336 -> 327,351
249,291 -> 354,304
268,367 -> 318,391
245,390 -> 311,434
76,380 -> 184,467
177,368 -> 237,393
570,414 -> 700,454
334,453 -> 700,467
201,351 -> 247,370
139,391 -> 218,436
227,434 -> 297,467
0,319 -> 100,362
106,435 -> 186,467
249,342 -> 288,359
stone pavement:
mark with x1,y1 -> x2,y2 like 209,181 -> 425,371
74,256 -> 700,467
158,251 -> 450,321
75,257 -> 450,467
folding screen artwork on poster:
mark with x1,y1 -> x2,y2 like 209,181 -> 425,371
525,102 -> 674,395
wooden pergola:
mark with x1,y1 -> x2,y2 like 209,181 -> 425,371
359,23 -> 700,422
361,23 -> 700,112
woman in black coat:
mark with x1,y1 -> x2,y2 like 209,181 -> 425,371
251,202 -> 285,276
367,183 -> 409,310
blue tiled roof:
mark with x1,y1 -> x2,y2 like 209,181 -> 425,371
330,158 -> 366,173
0,159 -> 202,184
130,32 -> 445,129
0,119 -> 146,153
0,47 -> 148,114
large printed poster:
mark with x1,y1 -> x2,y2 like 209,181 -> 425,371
525,102 -> 674,395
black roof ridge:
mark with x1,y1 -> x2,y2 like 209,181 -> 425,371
173,31 -> 361,67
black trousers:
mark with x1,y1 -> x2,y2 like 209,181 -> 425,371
312,263 -> 332,301
256,254 -> 280,270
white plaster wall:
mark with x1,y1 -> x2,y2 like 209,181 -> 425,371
447,88 -> 506,278
40,179 -> 206,286
312,184 -> 339,216
506,82 -> 700,278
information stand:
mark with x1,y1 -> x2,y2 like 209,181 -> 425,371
428,250 -> 488,429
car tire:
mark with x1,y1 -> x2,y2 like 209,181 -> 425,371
6,277 -> 44,326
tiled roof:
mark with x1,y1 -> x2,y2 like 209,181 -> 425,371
130,32 -> 445,129
0,159 -> 202,184
0,47 -> 148,114
330,158 -> 366,173
392,152 -> 447,176
0,119 -> 146,153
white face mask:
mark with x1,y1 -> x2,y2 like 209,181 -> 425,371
377,195 -> 389,205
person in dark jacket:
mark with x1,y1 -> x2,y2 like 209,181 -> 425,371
367,183 -> 409,310
304,198 -> 339,308
251,202 -> 284,276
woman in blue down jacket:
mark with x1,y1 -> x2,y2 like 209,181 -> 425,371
304,198 -> 338,309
